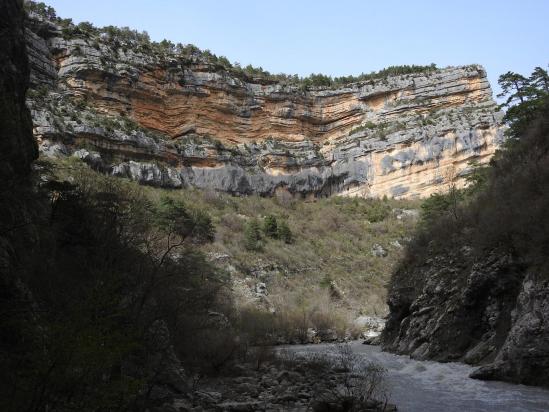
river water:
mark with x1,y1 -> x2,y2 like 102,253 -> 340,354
288,341 -> 549,412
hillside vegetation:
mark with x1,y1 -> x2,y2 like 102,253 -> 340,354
50,157 -> 418,341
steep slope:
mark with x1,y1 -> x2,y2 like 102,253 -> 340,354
0,0 -> 37,178
25,10 -> 503,198
382,102 -> 549,387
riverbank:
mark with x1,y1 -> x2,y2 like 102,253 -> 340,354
167,344 -> 395,411
290,342 -> 549,412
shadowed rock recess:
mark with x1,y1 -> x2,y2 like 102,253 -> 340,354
0,0 -> 37,178
382,238 -> 549,389
26,11 -> 504,198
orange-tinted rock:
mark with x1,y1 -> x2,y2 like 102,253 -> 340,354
26,13 -> 504,197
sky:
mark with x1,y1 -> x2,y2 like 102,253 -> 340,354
42,0 -> 548,99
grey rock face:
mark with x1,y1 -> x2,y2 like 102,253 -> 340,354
469,274 -> 549,386
382,249 -> 549,387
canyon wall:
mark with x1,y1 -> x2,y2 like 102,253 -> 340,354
26,12 -> 504,198
0,0 -> 37,179
381,99 -> 549,388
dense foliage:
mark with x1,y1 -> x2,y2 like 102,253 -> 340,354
498,66 -> 549,138
0,162 -> 234,411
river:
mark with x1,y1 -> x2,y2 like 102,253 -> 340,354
287,341 -> 549,412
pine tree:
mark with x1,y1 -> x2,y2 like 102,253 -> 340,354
497,71 -> 530,106
276,220 -> 293,244
262,214 -> 278,239
244,219 -> 262,251
498,66 -> 549,138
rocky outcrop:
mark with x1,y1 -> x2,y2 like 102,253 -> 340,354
469,274 -> 549,386
25,12 -> 504,198
382,98 -> 549,387
382,248 -> 549,387
0,0 -> 37,179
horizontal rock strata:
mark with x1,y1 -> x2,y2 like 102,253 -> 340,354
26,13 -> 504,198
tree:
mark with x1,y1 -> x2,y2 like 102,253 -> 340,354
530,66 -> 549,94
498,67 -> 549,138
152,196 -> 214,244
262,214 -> 278,238
76,21 -> 97,34
24,1 -> 57,20
276,220 -> 293,244
244,219 -> 263,251
497,71 -> 530,106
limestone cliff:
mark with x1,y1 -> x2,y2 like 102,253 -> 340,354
0,0 -> 37,179
26,11 -> 503,198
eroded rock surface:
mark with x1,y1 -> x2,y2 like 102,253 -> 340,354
382,249 -> 549,387
25,11 -> 503,198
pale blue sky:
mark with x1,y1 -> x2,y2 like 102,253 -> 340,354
43,0 -> 548,99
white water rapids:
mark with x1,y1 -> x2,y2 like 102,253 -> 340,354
288,341 -> 549,412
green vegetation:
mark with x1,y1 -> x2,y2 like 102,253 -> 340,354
263,214 -> 279,238
301,64 -> 438,89
348,121 -> 377,136
244,218 -> 263,251
498,66 -> 549,138
140,187 -> 419,319
348,121 -> 408,139
22,159 -> 417,353
277,219 -> 293,244
402,66 -> 549,274
0,159 -> 234,410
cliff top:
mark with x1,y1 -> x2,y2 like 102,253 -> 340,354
25,1 -> 483,91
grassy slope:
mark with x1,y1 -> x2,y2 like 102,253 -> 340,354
50,157 -> 419,327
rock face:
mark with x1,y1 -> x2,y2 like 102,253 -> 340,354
0,0 -> 37,179
382,249 -> 549,387
25,12 -> 504,198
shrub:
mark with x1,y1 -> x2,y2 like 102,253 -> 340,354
364,201 -> 391,223
154,196 -> 215,243
420,192 -> 452,223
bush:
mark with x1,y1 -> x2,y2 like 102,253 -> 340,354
420,192 -> 452,222
364,200 -> 391,223
154,196 -> 215,243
